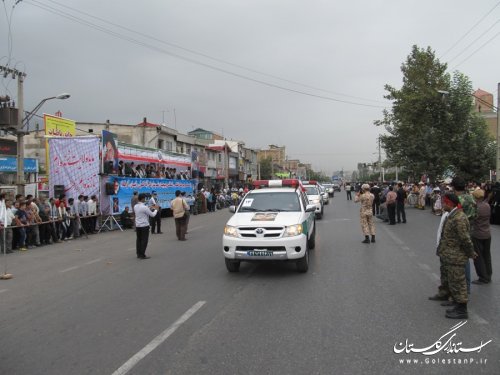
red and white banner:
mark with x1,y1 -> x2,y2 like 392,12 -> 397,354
49,137 -> 100,200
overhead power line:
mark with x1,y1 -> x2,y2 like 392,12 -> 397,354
447,19 -> 500,64
24,0 -> 387,109
440,1 -> 500,58
43,0 -> 387,105
453,29 -> 500,68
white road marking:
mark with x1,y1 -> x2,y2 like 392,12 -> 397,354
85,258 -> 102,265
111,301 -> 206,375
469,312 -> 489,325
381,226 -> 404,245
187,226 -> 204,232
431,273 -> 440,281
401,246 -> 410,251
418,263 -> 431,271
127,248 -> 135,251
60,265 -> 80,273
60,258 -> 103,273
0,289 -> 8,294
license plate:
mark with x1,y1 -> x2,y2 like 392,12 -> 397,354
247,250 -> 273,257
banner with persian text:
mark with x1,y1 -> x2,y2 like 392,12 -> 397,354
48,137 -> 100,200
108,177 -> 196,213
44,114 -> 76,171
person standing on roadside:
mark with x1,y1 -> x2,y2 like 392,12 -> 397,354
181,191 -> 190,233
436,193 -> 477,319
0,195 -> 15,254
148,191 -> 162,234
134,193 -> 159,259
370,183 -> 381,215
171,190 -> 189,241
345,183 -> 352,200
396,182 -> 407,223
385,185 -> 397,225
471,189 -> 492,284
452,176 -> 477,294
130,191 -> 139,211
355,184 -> 376,243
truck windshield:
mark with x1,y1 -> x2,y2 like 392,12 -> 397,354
238,192 -> 301,212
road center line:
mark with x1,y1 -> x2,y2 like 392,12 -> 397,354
111,300 -> 207,375
187,226 -> 204,232
60,266 -> 80,273
418,263 -> 431,271
84,258 -> 102,265
0,289 -> 7,294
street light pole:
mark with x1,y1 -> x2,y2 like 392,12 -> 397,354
16,73 -> 25,195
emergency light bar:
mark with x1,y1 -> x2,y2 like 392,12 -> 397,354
301,180 -> 318,185
252,179 -> 303,189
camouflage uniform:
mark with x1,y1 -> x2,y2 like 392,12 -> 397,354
437,208 -> 475,304
458,193 -> 477,224
356,192 -> 375,236
458,192 -> 477,293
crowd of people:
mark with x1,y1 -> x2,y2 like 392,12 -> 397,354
104,161 -> 192,180
352,177 -> 495,320
346,180 -> 500,226
0,193 -> 100,253
0,180 -> 253,256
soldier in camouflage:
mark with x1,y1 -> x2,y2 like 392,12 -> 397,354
355,184 -> 375,243
452,176 -> 477,294
436,193 -> 477,319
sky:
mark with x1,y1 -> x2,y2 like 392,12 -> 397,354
1,0 -> 499,174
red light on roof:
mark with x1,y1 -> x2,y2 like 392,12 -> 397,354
251,179 -> 302,189
302,180 -> 317,185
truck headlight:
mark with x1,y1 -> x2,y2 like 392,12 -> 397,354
224,225 -> 238,237
284,224 -> 302,237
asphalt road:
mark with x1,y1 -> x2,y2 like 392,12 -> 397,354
1,194 -> 499,375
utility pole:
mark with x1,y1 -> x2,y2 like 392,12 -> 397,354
225,143 -> 229,188
378,137 -> 382,182
15,69 -> 26,196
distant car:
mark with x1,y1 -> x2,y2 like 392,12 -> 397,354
323,183 -> 335,197
318,184 -> 329,205
302,180 -> 324,219
332,183 -> 341,192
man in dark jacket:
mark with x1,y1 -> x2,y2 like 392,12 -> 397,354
396,182 -> 407,223
370,183 -> 381,215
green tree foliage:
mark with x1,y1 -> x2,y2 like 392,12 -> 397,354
375,45 -> 495,182
259,157 -> 272,179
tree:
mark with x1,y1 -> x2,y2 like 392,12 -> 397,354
259,157 -> 272,179
445,72 -> 496,181
375,45 -> 495,182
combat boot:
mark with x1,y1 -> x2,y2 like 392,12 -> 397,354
371,235 -> 376,243
445,303 -> 468,319
444,302 -> 458,313
428,294 -> 449,301
362,235 -> 370,244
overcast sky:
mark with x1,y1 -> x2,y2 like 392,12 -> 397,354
1,0 -> 498,174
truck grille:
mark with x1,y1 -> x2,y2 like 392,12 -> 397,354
238,226 -> 284,238
236,246 -> 287,251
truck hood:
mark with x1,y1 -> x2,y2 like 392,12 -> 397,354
226,211 -> 303,227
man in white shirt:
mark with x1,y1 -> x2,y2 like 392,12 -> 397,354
148,191 -> 162,234
134,193 -> 159,259
87,195 -> 97,233
0,196 -> 15,254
